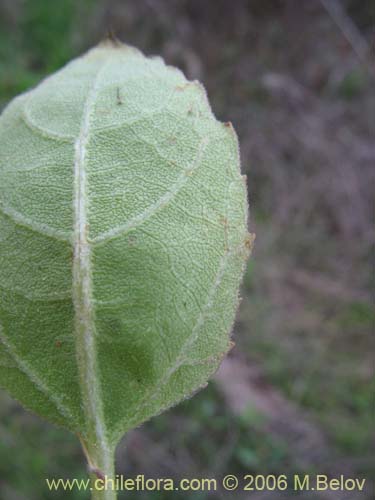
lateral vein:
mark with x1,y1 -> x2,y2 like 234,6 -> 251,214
0,322 -> 75,423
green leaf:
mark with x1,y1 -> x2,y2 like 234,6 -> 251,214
0,42 -> 251,485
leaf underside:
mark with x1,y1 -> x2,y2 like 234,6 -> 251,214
0,43 -> 250,450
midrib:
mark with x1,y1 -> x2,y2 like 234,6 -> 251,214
73,60 -> 112,473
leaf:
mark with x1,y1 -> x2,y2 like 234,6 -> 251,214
0,42 -> 252,473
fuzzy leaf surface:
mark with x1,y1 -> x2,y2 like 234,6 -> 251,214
0,44 -> 251,452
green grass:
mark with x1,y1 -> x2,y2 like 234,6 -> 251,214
240,256 -> 374,471
0,0 -> 94,108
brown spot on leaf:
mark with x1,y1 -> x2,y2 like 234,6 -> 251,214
244,233 -> 256,251
104,28 -> 122,47
228,340 -> 236,352
116,87 -> 123,105
127,234 -> 137,246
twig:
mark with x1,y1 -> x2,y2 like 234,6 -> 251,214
320,0 -> 374,76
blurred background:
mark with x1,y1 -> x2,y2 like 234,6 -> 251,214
0,0 -> 374,498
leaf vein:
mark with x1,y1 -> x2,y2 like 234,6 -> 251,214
21,106 -> 75,143
114,242 -> 242,437
0,322 -> 76,424
0,203 -> 71,242
92,137 -> 210,244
